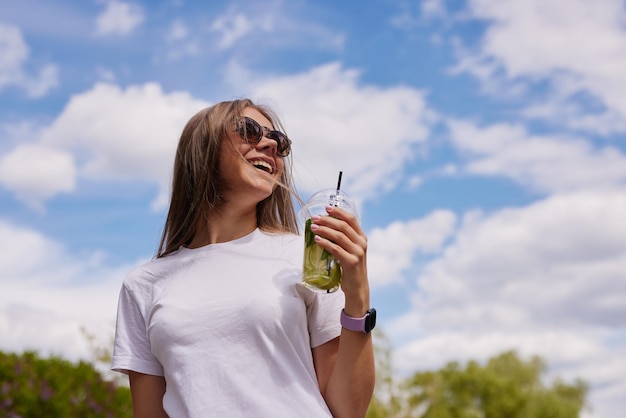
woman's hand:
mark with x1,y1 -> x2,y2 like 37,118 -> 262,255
310,205 -> 370,315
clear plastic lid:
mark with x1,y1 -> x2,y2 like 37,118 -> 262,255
299,189 -> 359,221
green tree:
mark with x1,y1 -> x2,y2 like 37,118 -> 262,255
0,350 -> 132,417
402,350 -> 588,418
366,341 -> 588,418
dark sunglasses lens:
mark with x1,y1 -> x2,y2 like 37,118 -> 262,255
268,132 -> 291,156
239,118 -> 262,142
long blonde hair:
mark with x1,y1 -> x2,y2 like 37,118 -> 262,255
156,99 -> 299,258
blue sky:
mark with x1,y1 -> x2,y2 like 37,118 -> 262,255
1,0 -> 626,416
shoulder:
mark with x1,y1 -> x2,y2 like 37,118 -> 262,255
122,250 -> 184,294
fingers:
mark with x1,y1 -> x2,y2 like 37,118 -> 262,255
327,205 -> 363,232
310,206 -> 367,269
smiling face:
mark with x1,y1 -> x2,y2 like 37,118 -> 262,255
219,107 -> 286,210
159,99 -> 298,256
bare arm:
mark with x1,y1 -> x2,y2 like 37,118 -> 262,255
128,371 -> 168,418
310,206 -> 376,418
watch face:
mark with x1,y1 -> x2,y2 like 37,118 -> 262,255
365,308 -> 377,333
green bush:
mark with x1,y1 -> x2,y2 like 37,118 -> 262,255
367,348 -> 588,418
0,351 -> 131,418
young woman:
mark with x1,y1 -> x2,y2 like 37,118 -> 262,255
112,99 -> 375,417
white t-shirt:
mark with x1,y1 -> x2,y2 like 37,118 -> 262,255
112,228 -> 344,417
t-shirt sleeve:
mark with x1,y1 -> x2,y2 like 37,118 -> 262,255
306,290 -> 345,348
111,283 -> 164,376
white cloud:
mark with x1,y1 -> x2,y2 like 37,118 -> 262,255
95,1 -> 145,37
389,0 -> 447,29
451,0 -> 626,134
0,144 -> 75,210
421,0 -> 447,20
0,220 -> 138,361
167,19 -> 189,42
416,190 -> 626,326
250,62 -> 436,202
522,101 -> 626,137
447,119 -> 626,193
0,82 -> 207,209
37,82 -> 207,207
367,210 -> 457,287
0,23 -> 28,81
95,66 -> 117,82
23,64 -> 59,97
405,175 -> 423,190
209,5 -> 344,53
0,23 -> 58,97
163,19 -> 201,60
210,13 -> 254,50
391,189 -> 626,416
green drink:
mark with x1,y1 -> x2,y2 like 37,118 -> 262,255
303,218 -> 343,292
300,188 -> 358,293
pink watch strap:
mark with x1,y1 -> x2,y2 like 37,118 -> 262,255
340,309 -> 365,331
340,308 -> 376,333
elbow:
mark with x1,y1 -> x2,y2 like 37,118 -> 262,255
326,373 -> 376,418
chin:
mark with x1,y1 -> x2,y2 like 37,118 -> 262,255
248,178 -> 276,199
242,167 -> 280,198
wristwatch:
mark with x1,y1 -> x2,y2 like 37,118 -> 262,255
340,308 -> 377,333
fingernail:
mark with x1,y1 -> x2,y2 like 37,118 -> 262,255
310,223 -> 319,231
312,215 -> 321,222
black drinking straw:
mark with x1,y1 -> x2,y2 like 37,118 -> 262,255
336,171 -> 343,191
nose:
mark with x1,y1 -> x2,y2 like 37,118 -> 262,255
256,132 -> 278,156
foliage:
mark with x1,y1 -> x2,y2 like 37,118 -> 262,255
0,350 -> 132,418
367,341 -> 588,418
366,328 -> 404,417
81,326 -> 128,387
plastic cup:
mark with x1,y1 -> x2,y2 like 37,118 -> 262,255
299,189 -> 359,293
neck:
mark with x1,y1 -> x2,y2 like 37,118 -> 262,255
188,205 -> 258,247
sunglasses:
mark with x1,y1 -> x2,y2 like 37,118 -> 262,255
234,117 -> 292,157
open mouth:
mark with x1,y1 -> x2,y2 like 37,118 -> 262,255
251,159 -> 274,174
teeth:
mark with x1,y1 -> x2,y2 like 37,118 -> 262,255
252,160 -> 273,174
